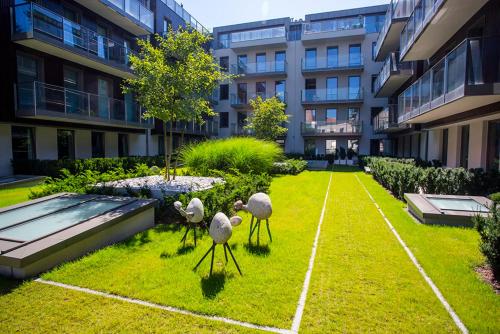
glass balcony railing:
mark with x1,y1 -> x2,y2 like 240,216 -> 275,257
374,0 -> 414,59
231,61 -> 287,75
166,120 -> 218,136
17,81 -> 152,128
398,37 -> 500,123
231,26 -> 286,43
12,3 -> 136,70
373,105 -> 399,132
301,88 -> 364,103
301,121 -> 363,135
230,92 -> 287,106
301,55 -> 364,71
160,0 -> 209,34
107,0 -> 153,30
374,52 -> 412,94
400,0 -> 443,59
303,17 -> 364,35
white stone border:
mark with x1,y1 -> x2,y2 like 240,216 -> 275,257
354,175 -> 468,334
290,173 -> 333,333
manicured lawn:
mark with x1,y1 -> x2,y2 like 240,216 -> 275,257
0,180 -> 43,208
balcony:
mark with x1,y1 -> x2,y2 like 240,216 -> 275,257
400,0 -> 488,61
301,88 -> 364,105
230,124 -> 254,136
301,55 -> 364,74
73,0 -> 153,35
301,17 -> 365,44
231,61 -> 287,78
166,120 -> 218,137
301,121 -> 363,137
398,37 -> 500,124
229,27 -> 287,50
230,92 -> 287,109
16,81 -> 152,129
12,3 -> 135,79
159,0 -> 209,35
374,52 -> 413,97
373,105 -> 409,133
374,0 -> 414,61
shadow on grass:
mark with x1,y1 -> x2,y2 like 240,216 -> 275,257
118,230 -> 152,249
244,242 -> 271,256
0,277 -> 22,296
176,245 -> 195,255
201,272 -> 229,299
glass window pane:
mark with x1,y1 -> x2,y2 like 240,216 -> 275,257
349,45 -> 361,66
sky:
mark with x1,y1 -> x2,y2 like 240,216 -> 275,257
176,0 -> 390,30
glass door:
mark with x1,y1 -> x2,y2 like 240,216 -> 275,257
348,76 -> 361,99
327,47 -> 338,68
275,51 -> 285,72
305,49 -> 317,69
327,77 -> 338,101
97,78 -> 111,119
237,55 -> 247,74
17,53 -> 42,110
96,25 -> 108,60
64,67 -> 83,115
275,80 -> 285,102
256,53 -> 266,73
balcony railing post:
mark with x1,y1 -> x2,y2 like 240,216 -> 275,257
88,93 -> 91,118
33,81 -> 37,116
63,87 -> 67,115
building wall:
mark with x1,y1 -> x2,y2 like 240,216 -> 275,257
0,124 -> 12,176
75,130 -> 92,159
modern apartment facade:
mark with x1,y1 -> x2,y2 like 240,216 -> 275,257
372,0 -> 500,171
0,0 -> 212,176
212,5 -> 389,156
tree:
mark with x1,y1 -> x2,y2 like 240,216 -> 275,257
123,27 -> 232,180
244,96 -> 289,141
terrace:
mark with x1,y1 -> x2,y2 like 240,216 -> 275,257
230,61 -> 287,78
374,52 -> 413,98
301,17 -> 365,43
301,88 -> 364,105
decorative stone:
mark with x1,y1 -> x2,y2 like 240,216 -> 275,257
209,212 -> 233,244
229,215 -> 242,227
235,193 -> 272,219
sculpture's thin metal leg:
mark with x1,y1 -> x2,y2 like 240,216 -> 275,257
209,243 -> 216,276
181,226 -> 190,246
266,219 -> 272,242
193,242 -> 214,271
193,226 -> 197,246
225,243 -> 242,276
224,243 -> 228,262
257,219 -> 261,246
248,216 -> 254,242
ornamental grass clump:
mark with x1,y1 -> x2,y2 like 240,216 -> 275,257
180,138 -> 283,175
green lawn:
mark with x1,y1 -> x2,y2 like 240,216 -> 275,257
0,180 -> 42,208
0,169 -> 498,333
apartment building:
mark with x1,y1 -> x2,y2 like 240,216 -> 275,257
212,5 -> 389,156
372,0 -> 500,171
0,0 -> 213,176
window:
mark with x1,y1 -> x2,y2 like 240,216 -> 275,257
348,107 -> 360,122
237,83 -> 247,104
288,24 -> 302,41
304,139 -> 316,156
326,140 -> 337,155
349,44 -> 362,66
158,136 -> 165,156
275,80 -> 286,102
118,134 -> 129,157
11,126 -> 35,160
442,128 -> 448,165
460,125 -> 470,168
17,53 -> 42,110
163,18 -> 171,33
326,77 -> 338,100
305,48 -> 317,69
305,79 -> 316,101
326,109 -> 337,123
64,67 -> 83,114
219,56 -> 229,72
256,53 -> 266,73
275,51 -> 286,72
327,47 -> 338,68
348,139 -> 359,153
219,33 -> 230,48
305,109 -> 316,122
364,14 -> 385,33
348,76 -> 361,99
487,120 -> 500,171
371,75 -> 377,93
92,132 -> 105,158
237,54 -> 247,73
57,130 -> 75,160
219,112 -> 229,128
256,82 -> 266,99
219,84 -> 229,100
372,42 -> 376,60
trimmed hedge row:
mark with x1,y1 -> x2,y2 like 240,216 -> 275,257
271,159 -> 307,175
363,156 -> 500,200
12,156 -> 165,178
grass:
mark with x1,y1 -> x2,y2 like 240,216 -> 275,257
180,137 -> 283,174
0,180 -> 43,208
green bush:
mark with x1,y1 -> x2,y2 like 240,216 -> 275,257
180,137 -> 283,175
162,171 -> 272,224
12,156 -> 165,178
271,159 -> 307,175
474,204 -> 500,278
490,192 -> 500,204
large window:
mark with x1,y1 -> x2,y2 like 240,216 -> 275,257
326,77 -> 338,100
256,82 -> 266,99
327,47 -> 338,68
118,134 -> 129,157
348,76 -> 361,99
219,84 -> 229,100
275,51 -> 286,72
219,56 -> 229,72
304,139 -> 316,156
237,83 -> 247,104
275,80 -> 286,102
92,131 -> 105,158
219,33 -> 229,48
305,48 -> 317,69
326,109 -> 337,123
305,109 -> 316,122
11,126 -> 35,161
256,53 -> 266,73
364,14 -> 385,33
57,130 -> 75,160
237,55 -> 247,73
349,44 -> 362,66
219,112 -> 229,128
326,140 -> 337,155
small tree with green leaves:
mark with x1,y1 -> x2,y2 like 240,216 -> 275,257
124,27 -> 232,180
244,96 -> 289,141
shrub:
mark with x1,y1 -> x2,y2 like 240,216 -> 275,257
180,137 -> 283,175
474,204 -> 500,278
490,192 -> 500,204
271,159 -> 307,175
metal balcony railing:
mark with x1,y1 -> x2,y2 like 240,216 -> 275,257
160,0 -> 209,34
301,88 -> 364,103
231,61 -> 287,75
107,0 -> 154,29
12,3 -> 137,69
16,81 -> 152,128
301,121 -> 363,135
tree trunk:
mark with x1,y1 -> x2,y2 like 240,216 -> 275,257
164,122 -> 170,181
168,122 -> 173,181
173,130 -> 184,180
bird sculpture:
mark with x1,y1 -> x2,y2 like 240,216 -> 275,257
174,198 -> 204,247
234,193 -> 273,245
193,212 -> 242,276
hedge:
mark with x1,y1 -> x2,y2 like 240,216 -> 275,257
363,156 -> 500,200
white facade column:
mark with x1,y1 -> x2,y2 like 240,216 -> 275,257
446,126 -> 459,168
0,124 -> 12,176
36,127 -> 58,160
468,120 -> 488,169
75,130 -> 92,159
427,129 -> 442,162
129,133 -> 147,156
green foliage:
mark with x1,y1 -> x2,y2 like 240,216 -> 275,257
364,156 -> 500,200
244,96 -> 289,141
474,204 -> 500,277
271,159 -> 307,175
180,137 -> 283,175
490,192 -> 500,204
12,157 -> 164,178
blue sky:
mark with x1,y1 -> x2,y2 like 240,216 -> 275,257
177,0 -> 389,30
